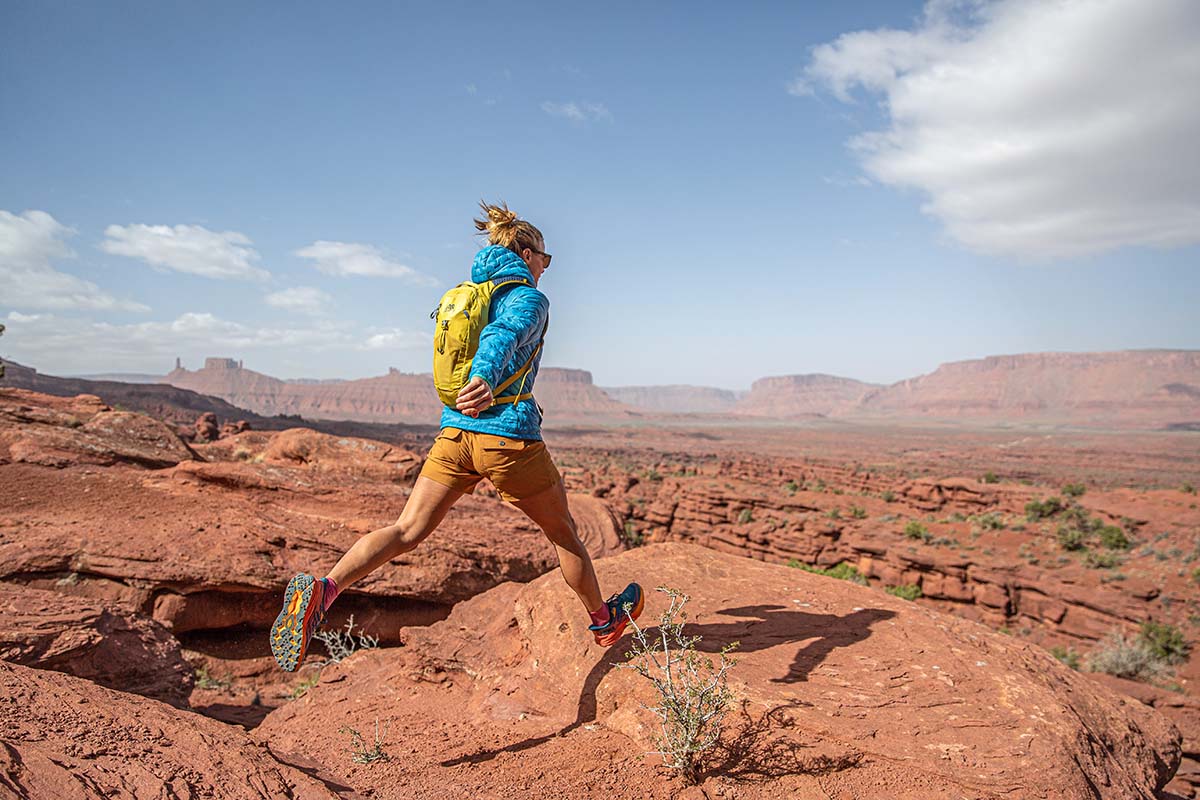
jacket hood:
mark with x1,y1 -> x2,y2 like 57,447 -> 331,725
471,244 -> 535,285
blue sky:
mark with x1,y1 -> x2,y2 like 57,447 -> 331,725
2,1 -> 1197,389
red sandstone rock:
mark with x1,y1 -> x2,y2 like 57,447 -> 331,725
258,543 -> 1180,799
0,388 -> 194,469
0,660 -> 342,799
566,492 -> 626,560
194,411 -> 220,442
0,587 -> 193,707
258,427 -> 422,482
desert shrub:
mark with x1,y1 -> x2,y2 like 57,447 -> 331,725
1025,496 -> 1065,521
981,471 -> 999,484
737,508 -> 753,524
1086,631 -> 1166,681
826,508 -> 841,520
313,615 -> 379,665
1056,525 -> 1086,551
1192,567 -> 1200,584
1084,550 -> 1121,569
881,490 -> 896,503
975,512 -> 1005,530
622,520 -> 645,548
1062,483 -> 1087,498
904,521 -> 929,541
622,587 -> 738,785
1139,621 -> 1190,665
1098,525 -> 1130,550
1049,645 -> 1081,670
848,505 -> 868,520
645,468 -> 663,482
885,584 -> 922,601
1182,483 -> 1196,495
783,480 -> 799,495
341,720 -> 390,764
792,560 -> 869,586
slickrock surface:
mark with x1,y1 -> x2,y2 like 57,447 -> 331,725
258,544 -> 1180,799
0,660 -> 343,799
0,587 -> 193,707
0,388 -> 195,469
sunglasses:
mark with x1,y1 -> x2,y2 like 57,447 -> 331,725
529,247 -> 552,267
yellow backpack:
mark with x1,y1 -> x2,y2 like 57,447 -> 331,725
430,279 -> 546,409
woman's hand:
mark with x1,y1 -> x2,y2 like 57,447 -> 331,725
456,376 -> 494,418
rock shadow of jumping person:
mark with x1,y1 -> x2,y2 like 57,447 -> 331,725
441,602 -> 894,767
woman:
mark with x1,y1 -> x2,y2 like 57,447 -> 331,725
271,202 -> 643,672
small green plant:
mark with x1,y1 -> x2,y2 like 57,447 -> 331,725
1049,645 -> 1081,670
1085,550 -> 1121,569
826,508 -> 841,520
1181,483 -> 1196,495
1062,483 -> 1087,498
1098,525 -> 1130,550
312,615 -> 379,665
290,670 -> 322,698
783,480 -> 799,495
848,505 -> 868,520
737,508 -> 754,524
881,490 -> 895,503
982,471 -> 999,484
193,666 -> 232,690
1056,525 -> 1086,552
1025,496 -> 1065,521
340,720 -> 390,764
975,512 -> 1005,531
1191,566 -> 1200,584
622,520 -> 645,548
1139,621 -> 1190,664
645,468 -> 663,482
622,587 -> 738,785
885,584 -> 922,601
792,561 -> 869,586
904,521 -> 929,541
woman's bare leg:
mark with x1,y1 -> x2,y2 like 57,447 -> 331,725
511,478 -> 605,614
326,476 -> 465,590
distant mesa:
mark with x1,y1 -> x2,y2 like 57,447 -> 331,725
734,373 -> 880,418
161,359 -> 635,424
601,384 -> 742,414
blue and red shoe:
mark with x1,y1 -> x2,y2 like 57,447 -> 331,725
589,582 -> 644,647
270,573 -> 327,672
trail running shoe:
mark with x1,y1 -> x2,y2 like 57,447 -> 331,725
589,582 -> 644,647
270,573 -> 326,672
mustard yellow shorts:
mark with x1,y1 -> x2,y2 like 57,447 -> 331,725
418,427 -> 561,503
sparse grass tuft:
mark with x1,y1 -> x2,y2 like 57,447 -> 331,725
313,615 -> 379,665
791,560 -> 869,586
982,471 -> 999,484
737,508 -> 754,524
904,521 -> 930,542
1062,483 -> 1086,498
1049,645 -> 1081,670
1025,496 -> 1065,521
341,720 -> 390,764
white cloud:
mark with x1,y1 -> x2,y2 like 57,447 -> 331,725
265,286 -> 333,315
2,310 -> 354,373
541,101 -> 612,123
295,240 -> 436,284
797,0 -> 1200,259
362,329 -> 430,351
101,223 -> 269,280
0,209 -> 147,312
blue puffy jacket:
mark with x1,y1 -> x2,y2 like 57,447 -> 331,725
438,245 -> 549,440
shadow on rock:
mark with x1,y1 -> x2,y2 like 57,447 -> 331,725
441,604 -> 894,767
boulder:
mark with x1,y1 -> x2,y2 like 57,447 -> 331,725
0,660 -> 343,799
0,587 -> 193,707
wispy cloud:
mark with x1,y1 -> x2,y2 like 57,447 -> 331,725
0,209 -> 147,312
295,241 -> 436,284
796,0 -> 1200,259
361,328 -> 431,351
265,286 -> 333,315
2,310 -> 353,373
101,223 -> 269,280
541,101 -> 612,123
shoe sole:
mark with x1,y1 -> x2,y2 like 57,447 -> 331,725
594,587 -> 645,647
270,574 -> 322,672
